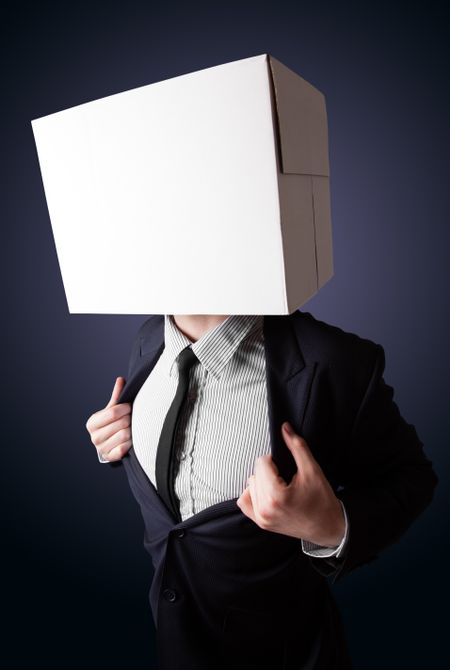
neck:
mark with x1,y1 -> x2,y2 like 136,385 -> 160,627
171,314 -> 230,342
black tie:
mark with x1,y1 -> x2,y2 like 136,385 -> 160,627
155,345 -> 199,521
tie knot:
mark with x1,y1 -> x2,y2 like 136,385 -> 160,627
177,346 -> 198,373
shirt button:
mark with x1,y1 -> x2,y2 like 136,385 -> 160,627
162,588 -> 178,602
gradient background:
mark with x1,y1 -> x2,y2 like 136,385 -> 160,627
3,1 -> 449,667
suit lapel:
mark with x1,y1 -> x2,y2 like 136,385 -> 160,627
263,314 -> 318,484
116,313 -> 317,485
116,316 -> 165,405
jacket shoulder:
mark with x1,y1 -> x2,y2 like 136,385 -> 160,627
126,314 -> 164,377
291,310 -> 384,379
135,314 -> 164,338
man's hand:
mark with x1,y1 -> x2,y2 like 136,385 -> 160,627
236,422 -> 345,547
85,377 -> 132,462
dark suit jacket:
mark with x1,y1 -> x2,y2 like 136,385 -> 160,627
111,310 -> 438,670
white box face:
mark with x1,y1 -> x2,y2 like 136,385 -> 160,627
32,55 -> 286,314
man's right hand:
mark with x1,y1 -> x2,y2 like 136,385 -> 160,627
85,377 -> 132,462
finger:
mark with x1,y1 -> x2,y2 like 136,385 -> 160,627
247,474 -> 260,521
90,413 -> 131,448
101,439 -> 133,462
87,402 -> 131,433
107,377 -> 126,408
281,422 -> 317,475
97,427 -> 132,457
237,485 -> 255,522
254,454 -> 286,490
253,456 -> 286,522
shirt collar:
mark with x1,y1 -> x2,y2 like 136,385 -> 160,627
164,314 -> 263,380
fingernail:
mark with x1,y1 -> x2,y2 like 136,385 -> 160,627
284,422 -> 293,435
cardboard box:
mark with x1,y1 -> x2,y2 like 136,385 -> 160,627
31,53 -> 333,315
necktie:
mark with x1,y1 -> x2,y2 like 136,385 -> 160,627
155,345 -> 199,521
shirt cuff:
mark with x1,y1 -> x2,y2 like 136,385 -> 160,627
301,499 -> 349,559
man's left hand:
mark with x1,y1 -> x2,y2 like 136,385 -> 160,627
236,422 -> 345,547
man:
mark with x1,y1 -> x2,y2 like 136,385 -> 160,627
86,310 -> 438,670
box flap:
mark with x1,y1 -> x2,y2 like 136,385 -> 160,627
268,55 -> 329,177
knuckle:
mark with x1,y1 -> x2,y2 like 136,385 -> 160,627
120,415 -> 131,429
258,493 -> 282,526
118,443 -> 130,458
258,505 -> 273,525
108,403 -> 131,423
112,442 -> 130,460
109,406 -> 121,421
86,411 -> 100,432
257,514 -> 271,530
267,493 -> 282,510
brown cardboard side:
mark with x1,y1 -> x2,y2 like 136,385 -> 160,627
268,55 -> 329,177
277,174 -> 319,312
312,176 -> 334,287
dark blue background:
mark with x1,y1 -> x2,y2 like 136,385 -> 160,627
3,1 -> 448,667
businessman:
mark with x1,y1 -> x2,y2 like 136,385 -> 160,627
86,310 -> 438,670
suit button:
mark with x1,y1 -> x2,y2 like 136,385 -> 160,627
176,529 -> 185,538
162,588 -> 178,602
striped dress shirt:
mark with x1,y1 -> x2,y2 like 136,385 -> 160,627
118,314 -> 349,558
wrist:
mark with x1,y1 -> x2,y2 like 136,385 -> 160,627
309,498 -> 346,547
325,498 -> 346,547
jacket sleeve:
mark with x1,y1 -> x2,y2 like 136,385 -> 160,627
307,343 -> 439,583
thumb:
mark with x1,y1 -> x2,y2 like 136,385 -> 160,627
107,376 -> 126,407
281,422 -> 315,472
